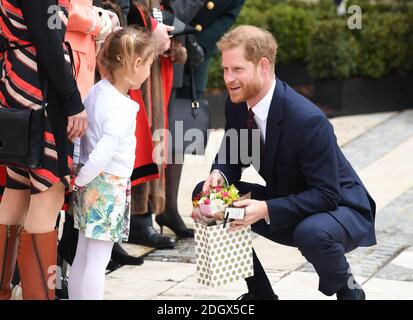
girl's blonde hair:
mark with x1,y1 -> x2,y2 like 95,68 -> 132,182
97,26 -> 155,83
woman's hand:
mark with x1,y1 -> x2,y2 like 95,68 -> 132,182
152,23 -> 175,54
67,110 -> 88,141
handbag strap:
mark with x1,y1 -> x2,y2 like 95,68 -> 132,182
189,66 -> 200,110
64,41 -> 77,80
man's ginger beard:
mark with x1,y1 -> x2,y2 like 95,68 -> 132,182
226,67 -> 263,104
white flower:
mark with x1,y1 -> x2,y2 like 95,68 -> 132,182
210,198 -> 225,214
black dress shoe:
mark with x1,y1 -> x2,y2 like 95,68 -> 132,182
128,213 -> 176,249
237,292 -> 279,300
237,293 -> 254,300
128,226 -> 176,249
336,282 -> 366,300
155,211 -> 194,238
337,287 -> 366,300
111,243 -> 144,266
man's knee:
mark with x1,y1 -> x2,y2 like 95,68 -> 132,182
293,218 -> 332,254
192,181 -> 205,199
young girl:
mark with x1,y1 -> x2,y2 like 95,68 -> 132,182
68,27 -> 155,300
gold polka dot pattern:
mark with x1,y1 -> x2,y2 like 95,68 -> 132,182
194,222 -> 254,287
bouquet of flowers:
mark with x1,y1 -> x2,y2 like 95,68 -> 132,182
192,184 -> 241,226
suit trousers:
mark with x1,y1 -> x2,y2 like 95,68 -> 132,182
193,181 -> 358,297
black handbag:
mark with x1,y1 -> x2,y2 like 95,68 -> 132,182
0,106 -> 45,169
168,67 -> 210,155
0,37 -> 46,169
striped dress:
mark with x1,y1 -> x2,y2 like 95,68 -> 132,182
0,0 -> 84,194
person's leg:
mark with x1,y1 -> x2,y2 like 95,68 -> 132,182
0,168 -> 31,300
67,232 -> 89,300
0,168 -> 31,226
18,181 -> 65,300
293,212 -> 359,297
128,184 -> 175,249
155,163 -> 194,238
80,237 -> 114,300
23,181 -> 65,234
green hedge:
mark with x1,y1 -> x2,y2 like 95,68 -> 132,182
207,0 -> 413,89
307,19 -> 359,80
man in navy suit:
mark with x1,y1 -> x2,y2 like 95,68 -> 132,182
193,25 -> 376,300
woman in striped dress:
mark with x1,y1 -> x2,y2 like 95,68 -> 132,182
0,0 -> 87,300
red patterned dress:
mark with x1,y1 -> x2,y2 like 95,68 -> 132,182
0,0 -> 84,194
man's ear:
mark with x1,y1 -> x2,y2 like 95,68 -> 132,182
259,57 -> 270,75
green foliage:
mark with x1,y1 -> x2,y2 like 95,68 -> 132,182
308,20 -> 359,80
266,4 -> 316,64
356,12 -> 411,78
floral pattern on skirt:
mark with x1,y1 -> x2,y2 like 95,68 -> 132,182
70,173 -> 131,243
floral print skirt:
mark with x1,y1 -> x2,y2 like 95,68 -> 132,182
70,173 -> 131,243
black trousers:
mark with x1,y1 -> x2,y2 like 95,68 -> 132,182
193,181 -> 358,297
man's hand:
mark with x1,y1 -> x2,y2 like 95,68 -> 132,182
67,110 -> 88,142
152,23 -> 175,54
202,171 -> 225,193
228,199 -> 269,232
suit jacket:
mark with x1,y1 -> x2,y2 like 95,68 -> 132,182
212,78 -> 376,246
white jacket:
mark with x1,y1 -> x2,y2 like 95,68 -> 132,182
75,79 -> 139,186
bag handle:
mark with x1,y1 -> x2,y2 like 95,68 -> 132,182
189,66 -> 200,110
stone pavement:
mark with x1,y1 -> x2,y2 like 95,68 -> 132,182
105,110 -> 413,300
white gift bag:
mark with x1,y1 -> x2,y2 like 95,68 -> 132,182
194,222 -> 254,287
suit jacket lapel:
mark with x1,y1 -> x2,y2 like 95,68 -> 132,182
263,78 -> 285,190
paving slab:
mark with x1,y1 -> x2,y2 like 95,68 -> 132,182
107,261 -> 196,282
154,272 -> 287,300
330,112 -> 395,147
271,272 -> 335,300
362,278 -> 413,300
390,250 -> 413,270
104,278 -> 178,300
253,236 -> 306,272
358,135 -> 413,211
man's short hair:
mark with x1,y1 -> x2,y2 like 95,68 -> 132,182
217,25 -> 277,69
